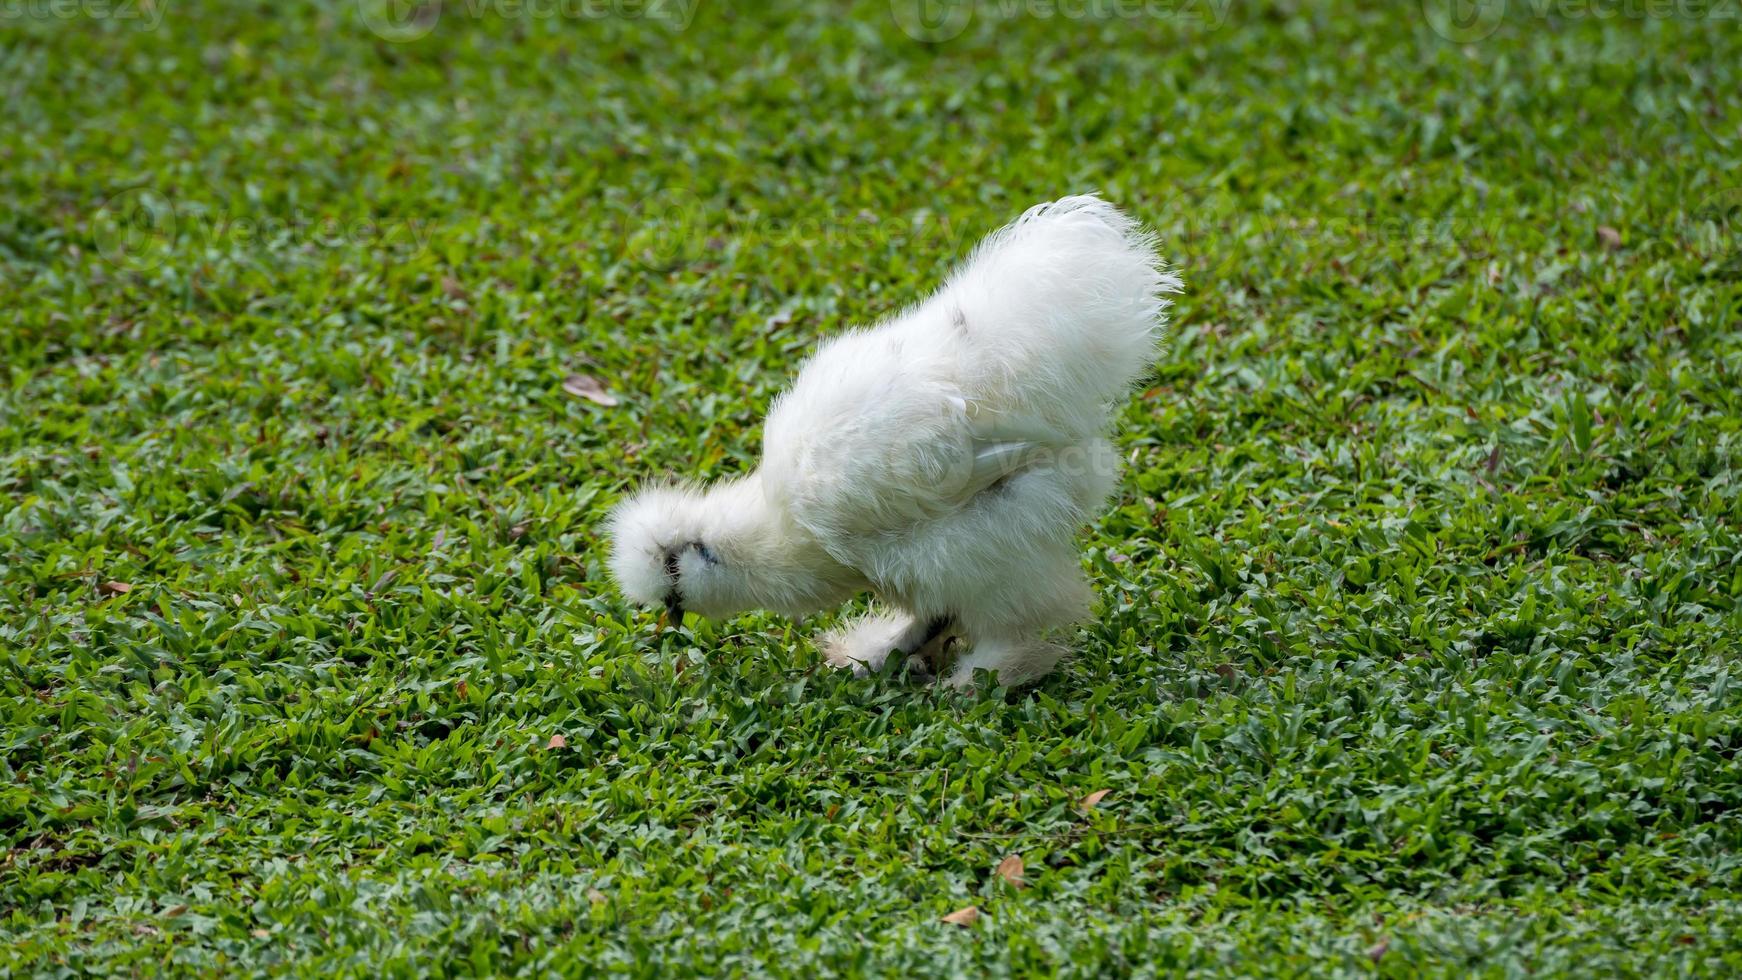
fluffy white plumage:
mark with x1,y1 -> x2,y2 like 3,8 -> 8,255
608,194 -> 1182,687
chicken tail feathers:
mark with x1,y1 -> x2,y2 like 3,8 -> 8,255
934,193 -> 1182,435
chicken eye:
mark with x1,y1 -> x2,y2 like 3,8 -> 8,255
663,543 -> 718,580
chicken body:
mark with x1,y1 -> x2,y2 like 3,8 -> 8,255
608,194 -> 1180,687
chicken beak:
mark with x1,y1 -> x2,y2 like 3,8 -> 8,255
661,592 -> 684,630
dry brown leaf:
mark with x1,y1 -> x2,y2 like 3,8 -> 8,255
586,887 -> 608,906
1079,789 -> 1111,811
1367,939 -> 1390,962
252,928 -> 271,938
995,854 -> 1027,888
1597,225 -> 1622,250
162,904 -> 188,918
546,733 -> 567,750
940,905 -> 980,927
99,581 -> 132,596
563,374 -> 620,407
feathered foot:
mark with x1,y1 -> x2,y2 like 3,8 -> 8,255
939,632 -> 1069,690
821,610 -> 952,678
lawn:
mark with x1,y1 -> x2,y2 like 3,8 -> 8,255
4,0 -> 1742,974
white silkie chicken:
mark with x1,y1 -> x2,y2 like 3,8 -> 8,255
608,194 -> 1181,688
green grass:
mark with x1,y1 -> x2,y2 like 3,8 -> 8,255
4,0 -> 1742,974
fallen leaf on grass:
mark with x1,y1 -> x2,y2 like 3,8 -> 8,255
546,734 -> 567,750
1597,225 -> 1622,250
563,374 -> 620,406
1079,789 -> 1111,811
99,581 -> 132,596
587,888 -> 607,906
162,904 -> 188,918
941,905 -> 980,927
1367,939 -> 1389,962
995,854 -> 1026,888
